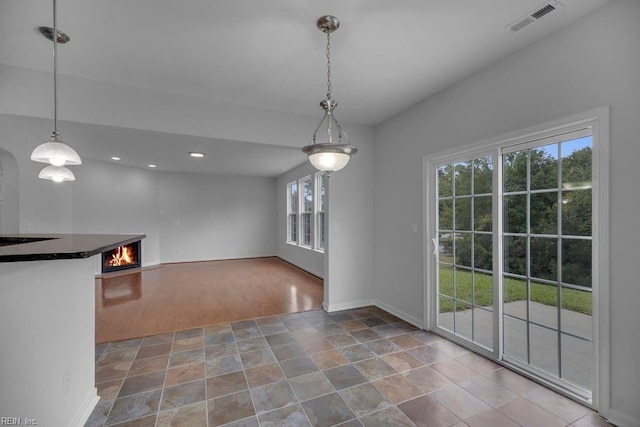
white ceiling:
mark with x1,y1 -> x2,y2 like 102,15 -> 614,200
0,0 -> 610,175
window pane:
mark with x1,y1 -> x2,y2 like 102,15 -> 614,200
319,212 -> 325,249
504,276 -> 526,320
504,194 -> 526,234
474,196 -> 492,232
503,151 -> 527,193
438,165 -> 453,198
473,271 -> 493,308
302,213 -> 311,246
530,237 -> 557,282
530,143 -> 558,190
562,190 -> 591,236
504,316 -> 528,362
439,264 -> 454,297
455,301 -> 472,340
474,308 -> 493,349
562,136 -> 592,188
289,214 -> 297,242
561,333 -> 591,389
455,267 -> 472,303
454,198 -> 471,231
438,296 -> 454,332
562,239 -> 591,288
318,173 -> 326,210
439,233 -> 454,264
474,157 -> 493,194
474,234 -> 492,271
530,192 -> 557,235
439,199 -> 453,231
455,162 -> 472,196
561,286 -> 592,340
303,178 -> 313,212
454,233 -> 472,267
530,324 -> 558,376
530,281 -> 558,329
504,236 -> 526,276
290,183 -> 297,212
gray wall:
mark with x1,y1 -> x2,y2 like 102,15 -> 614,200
372,1 -> 639,424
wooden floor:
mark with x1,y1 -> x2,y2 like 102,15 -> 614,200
95,257 -> 323,344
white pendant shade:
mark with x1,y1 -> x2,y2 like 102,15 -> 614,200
38,165 -> 76,182
309,152 -> 351,172
31,135 -> 82,166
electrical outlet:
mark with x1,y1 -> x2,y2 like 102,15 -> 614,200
115,186 -> 122,194
63,370 -> 71,393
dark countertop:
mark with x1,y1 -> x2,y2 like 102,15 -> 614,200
0,234 -> 146,263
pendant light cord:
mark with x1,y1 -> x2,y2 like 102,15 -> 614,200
326,31 -> 332,101
53,0 -> 59,135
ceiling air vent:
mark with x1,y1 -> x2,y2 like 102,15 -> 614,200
507,1 -> 563,33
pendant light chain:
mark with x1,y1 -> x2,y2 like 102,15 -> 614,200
53,0 -> 59,135
326,31 -> 332,101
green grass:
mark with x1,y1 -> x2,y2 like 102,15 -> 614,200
438,265 -> 592,315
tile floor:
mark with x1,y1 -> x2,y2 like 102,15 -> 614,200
85,306 -> 612,427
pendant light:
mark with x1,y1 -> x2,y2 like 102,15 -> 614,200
31,0 -> 81,181
302,16 -> 357,173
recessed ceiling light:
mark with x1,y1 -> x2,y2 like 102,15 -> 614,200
189,152 -> 205,158
111,156 -> 121,161
148,164 -> 156,168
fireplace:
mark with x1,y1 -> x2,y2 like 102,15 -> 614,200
102,241 -> 141,274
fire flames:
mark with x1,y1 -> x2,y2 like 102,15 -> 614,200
108,245 -> 136,267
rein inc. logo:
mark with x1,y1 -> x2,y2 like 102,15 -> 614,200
0,418 -> 38,425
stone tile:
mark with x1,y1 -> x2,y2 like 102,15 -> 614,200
168,348 -> 204,368
271,342 -> 306,362
371,324 -> 404,338
156,401 -> 207,427
456,352 -> 501,374
255,316 -> 282,326
388,334 -> 425,349
207,390 -> 255,426
223,416 -> 260,427
205,354 -> 243,377
337,320 -> 368,332
360,317 -> 388,328
431,357 -> 482,383
366,339 -> 402,356
265,332 -> 296,347
346,308 -> 374,318
97,378 -> 123,401
430,384 -> 492,420
250,380 -> 298,415
95,362 -> 132,383
204,332 -> 234,347
236,337 -> 269,353
283,318 -> 314,331
391,322 -> 419,333
205,342 -> 238,359
174,328 -> 203,340
160,379 -> 206,411
240,347 -> 276,369
291,327 -> 324,341
106,389 -> 162,425
373,374 -> 424,404
484,368 -> 543,396
407,345 -> 451,365
328,313 -> 354,323
203,324 -> 232,336
171,336 -> 203,353
109,414 -> 157,427
523,386 -> 592,423
234,326 -> 263,341
431,340 -> 471,357
497,397 -> 567,427
244,362 -> 285,388
95,343 -> 109,356
106,338 -> 143,353
314,324 -> 346,337
465,408 -> 520,427
258,404 -> 311,427
323,364 -> 368,390
403,365 -> 453,394
279,356 -> 319,379
298,337 -> 335,354
97,348 -> 138,366
338,382 -> 393,417
327,333 -> 360,348
128,354 -> 170,377
411,330 -> 446,344
336,419 -> 364,427
135,343 -> 172,360
460,375 -> 517,407
231,319 -> 258,330
398,395 -> 461,427
338,344 -> 377,363
165,362 -> 205,387
258,323 -> 289,336
301,392 -> 355,427
573,413 -> 615,427
381,351 -> 424,372
351,329 -> 383,343
84,399 -> 112,427
289,371 -> 335,401
118,370 -> 166,398
359,406 -> 414,427
310,349 -> 350,370
206,371 -> 248,399
354,358 -> 397,380
141,333 -> 174,347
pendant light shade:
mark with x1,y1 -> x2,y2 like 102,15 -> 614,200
38,165 -> 76,182
302,16 -> 357,173
32,0 -> 81,180
31,132 -> 82,166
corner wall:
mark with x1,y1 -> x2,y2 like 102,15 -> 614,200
372,1 -> 640,424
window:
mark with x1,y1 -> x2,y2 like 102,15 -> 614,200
315,172 -> 326,250
287,181 -> 297,243
300,176 -> 313,247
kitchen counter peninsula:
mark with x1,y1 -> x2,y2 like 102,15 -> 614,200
0,233 -> 145,427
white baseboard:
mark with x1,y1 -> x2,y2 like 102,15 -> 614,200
324,299 -> 375,312
373,299 -> 425,329
609,410 -> 640,427
70,388 -> 99,427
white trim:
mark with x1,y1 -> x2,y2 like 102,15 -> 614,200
609,411 -> 640,427
70,388 -> 99,427
374,299 -> 425,329
324,299 -> 375,313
